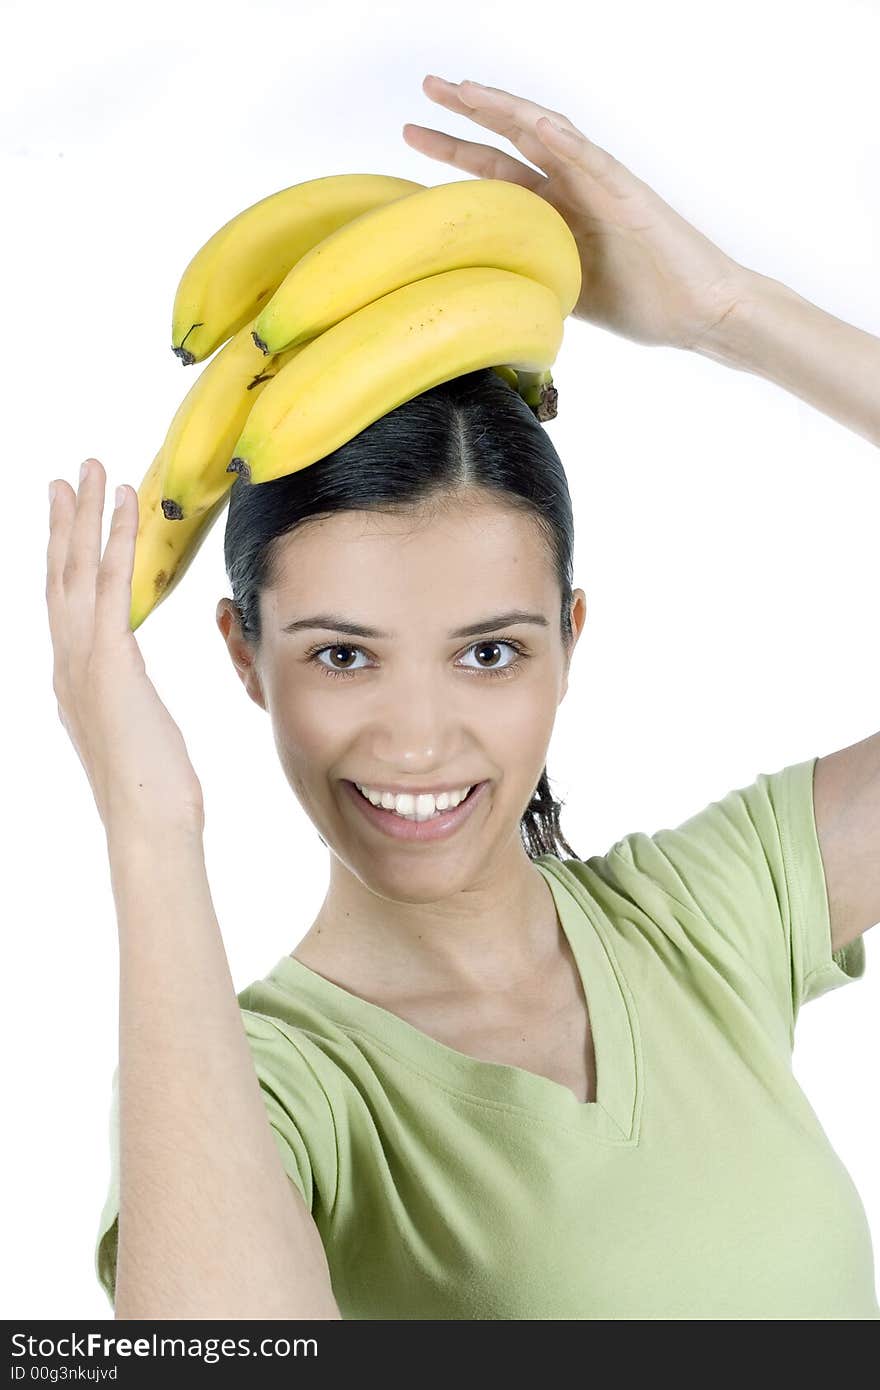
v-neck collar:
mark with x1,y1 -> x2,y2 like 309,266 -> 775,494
265,855 -> 642,1144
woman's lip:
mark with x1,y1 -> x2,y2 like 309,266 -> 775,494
342,778 -> 489,843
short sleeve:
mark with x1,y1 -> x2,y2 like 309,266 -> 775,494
605,755 -> 866,1040
237,1009 -> 338,1218
94,1009 -> 338,1312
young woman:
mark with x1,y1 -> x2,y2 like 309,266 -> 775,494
48,77 -> 878,1319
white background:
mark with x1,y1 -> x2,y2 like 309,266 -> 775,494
4,0 -> 877,1318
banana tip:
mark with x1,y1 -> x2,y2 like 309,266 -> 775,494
227,457 -> 250,481
251,330 -> 270,356
172,345 -> 196,366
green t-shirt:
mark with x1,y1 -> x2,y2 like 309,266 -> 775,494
95,755 -> 877,1318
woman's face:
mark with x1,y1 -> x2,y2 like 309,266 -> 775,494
217,495 -> 587,898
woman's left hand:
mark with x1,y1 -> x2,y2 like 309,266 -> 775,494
404,76 -> 753,352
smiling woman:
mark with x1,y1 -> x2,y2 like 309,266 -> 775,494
91,296 -> 878,1326
85,56 -> 880,1320
215,365 -> 586,862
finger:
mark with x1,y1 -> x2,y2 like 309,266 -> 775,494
421,75 -> 579,178
94,483 -> 138,642
46,478 -> 77,667
64,458 -> 106,660
402,122 -> 545,192
534,113 -> 629,191
421,74 -> 493,120
429,76 -> 622,189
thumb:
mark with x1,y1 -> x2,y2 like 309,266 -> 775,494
537,116 -> 634,193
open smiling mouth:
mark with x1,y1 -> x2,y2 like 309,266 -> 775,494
342,778 -> 490,842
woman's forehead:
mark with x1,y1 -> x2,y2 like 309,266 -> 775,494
264,511 -> 558,634
274,505 -> 550,578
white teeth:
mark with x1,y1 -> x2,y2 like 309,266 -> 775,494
354,783 -> 474,821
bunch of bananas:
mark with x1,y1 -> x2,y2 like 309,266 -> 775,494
129,172 -> 581,631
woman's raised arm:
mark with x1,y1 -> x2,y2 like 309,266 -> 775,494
46,459 -> 340,1318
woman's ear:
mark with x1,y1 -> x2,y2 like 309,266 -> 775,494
570,589 -> 588,644
559,590 -> 587,703
215,597 -> 268,712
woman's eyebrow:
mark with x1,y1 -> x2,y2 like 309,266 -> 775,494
280,611 -> 549,639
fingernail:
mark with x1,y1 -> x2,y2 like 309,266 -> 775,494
79,459 -> 90,483
114,485 -> 125,509
48,481 -> 56,505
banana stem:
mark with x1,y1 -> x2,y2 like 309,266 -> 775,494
491,364 -> 519,391
515,368 -> 559,421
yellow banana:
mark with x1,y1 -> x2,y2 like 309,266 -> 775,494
129,447 -> 230,632
171,173 -> 426,366
159,317 -> 305,523
227,267 -> 564,487
128,321 -> 306,629
251,178 -> 581,357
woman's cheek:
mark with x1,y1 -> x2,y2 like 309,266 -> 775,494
264,671 -> 342,762
485,672 -> 558,749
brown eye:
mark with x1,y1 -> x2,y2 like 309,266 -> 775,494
311,643 -> 368,679
460,639 -> 526,677
327,645 -> 357,669
474,641 -> 504,667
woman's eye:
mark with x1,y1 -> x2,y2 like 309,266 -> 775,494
311,643 -> 370,678
308,639 -> 527,681
459,639 -> 525,677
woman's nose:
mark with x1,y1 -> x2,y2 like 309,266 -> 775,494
366,675 -> 468,755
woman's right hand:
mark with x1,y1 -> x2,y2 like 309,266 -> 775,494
46,457 -> 206,841
405,76 -> 751,353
